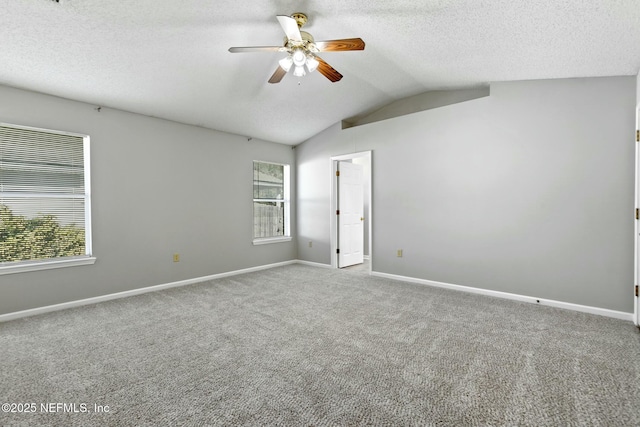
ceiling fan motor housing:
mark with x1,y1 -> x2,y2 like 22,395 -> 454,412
284,31 -> 317,52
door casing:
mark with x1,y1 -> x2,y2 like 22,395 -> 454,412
635,106 -> 639,326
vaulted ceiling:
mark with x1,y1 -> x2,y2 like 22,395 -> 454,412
2,0 -> 639,145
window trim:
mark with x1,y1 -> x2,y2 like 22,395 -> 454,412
252,236 -> 293,246
0,122 -> 94,275
252,160 -> 291,245
0,256 -> 96,276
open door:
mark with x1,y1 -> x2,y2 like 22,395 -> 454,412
338,161 -> 364,268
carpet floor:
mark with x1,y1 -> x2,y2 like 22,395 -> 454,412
1,264 -> 639,426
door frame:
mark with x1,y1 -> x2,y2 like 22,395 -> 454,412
330,151 -> 372,271
635,106 -> 639,326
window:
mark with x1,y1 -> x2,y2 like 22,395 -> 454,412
253,161 -> 290,244
0,123 -> 94,274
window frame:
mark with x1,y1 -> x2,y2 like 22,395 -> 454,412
252,160 -> 291,245
0,122 -> 96,275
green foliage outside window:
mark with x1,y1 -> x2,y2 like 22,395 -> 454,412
0,204 -> 85,263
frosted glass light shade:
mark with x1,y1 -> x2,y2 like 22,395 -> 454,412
306,56 -> 319,73
293,65 -> 306,77
279,56 -> 293,72
292,49 -> 306,66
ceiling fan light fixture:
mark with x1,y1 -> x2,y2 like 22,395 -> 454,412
279,56 -> 293,72
229,12 -> 365,84
305,56 -> 319,73
293,65 -> 306,77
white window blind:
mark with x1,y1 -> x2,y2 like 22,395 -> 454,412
0,123 -> 91,264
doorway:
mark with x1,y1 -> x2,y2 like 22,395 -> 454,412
330,151 -> 372,271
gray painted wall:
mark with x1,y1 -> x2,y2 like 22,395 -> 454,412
296,76 -> 636,313
0,85 -> 296,315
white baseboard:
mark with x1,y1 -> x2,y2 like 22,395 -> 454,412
2,261 -> 633,323
371,271 -> 633,322
296,260 -> 333,269
0,260 -> 298,323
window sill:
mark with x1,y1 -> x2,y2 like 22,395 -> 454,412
0,256 -> 97,276
252,237 -> 292,246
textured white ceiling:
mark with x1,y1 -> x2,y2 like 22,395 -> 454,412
1,0 -> 639,145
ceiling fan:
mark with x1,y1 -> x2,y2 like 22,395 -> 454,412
228,13 -> 365,84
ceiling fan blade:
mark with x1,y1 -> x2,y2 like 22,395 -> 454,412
315,38 -> 365,52
276,15 -> 302,42
268,66 -> 288,84
229,46 -> 284,53
316,56 -> 343,82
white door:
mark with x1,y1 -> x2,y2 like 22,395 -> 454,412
338,161 -> 364,268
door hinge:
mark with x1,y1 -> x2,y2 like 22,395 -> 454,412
336,170 -> 340,177
336,248 -> 340,254
637,130 -> 639,142
336,210 -> 340,215
636,285 -> 639,297
636,208 -> 639,220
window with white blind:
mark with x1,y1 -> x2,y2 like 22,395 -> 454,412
0,123 -> 94,274
253,161 -> 291,244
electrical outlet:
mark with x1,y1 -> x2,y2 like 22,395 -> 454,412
397,249 -> 403,257
173,253 -> 180,262
308,241 -> 313,248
